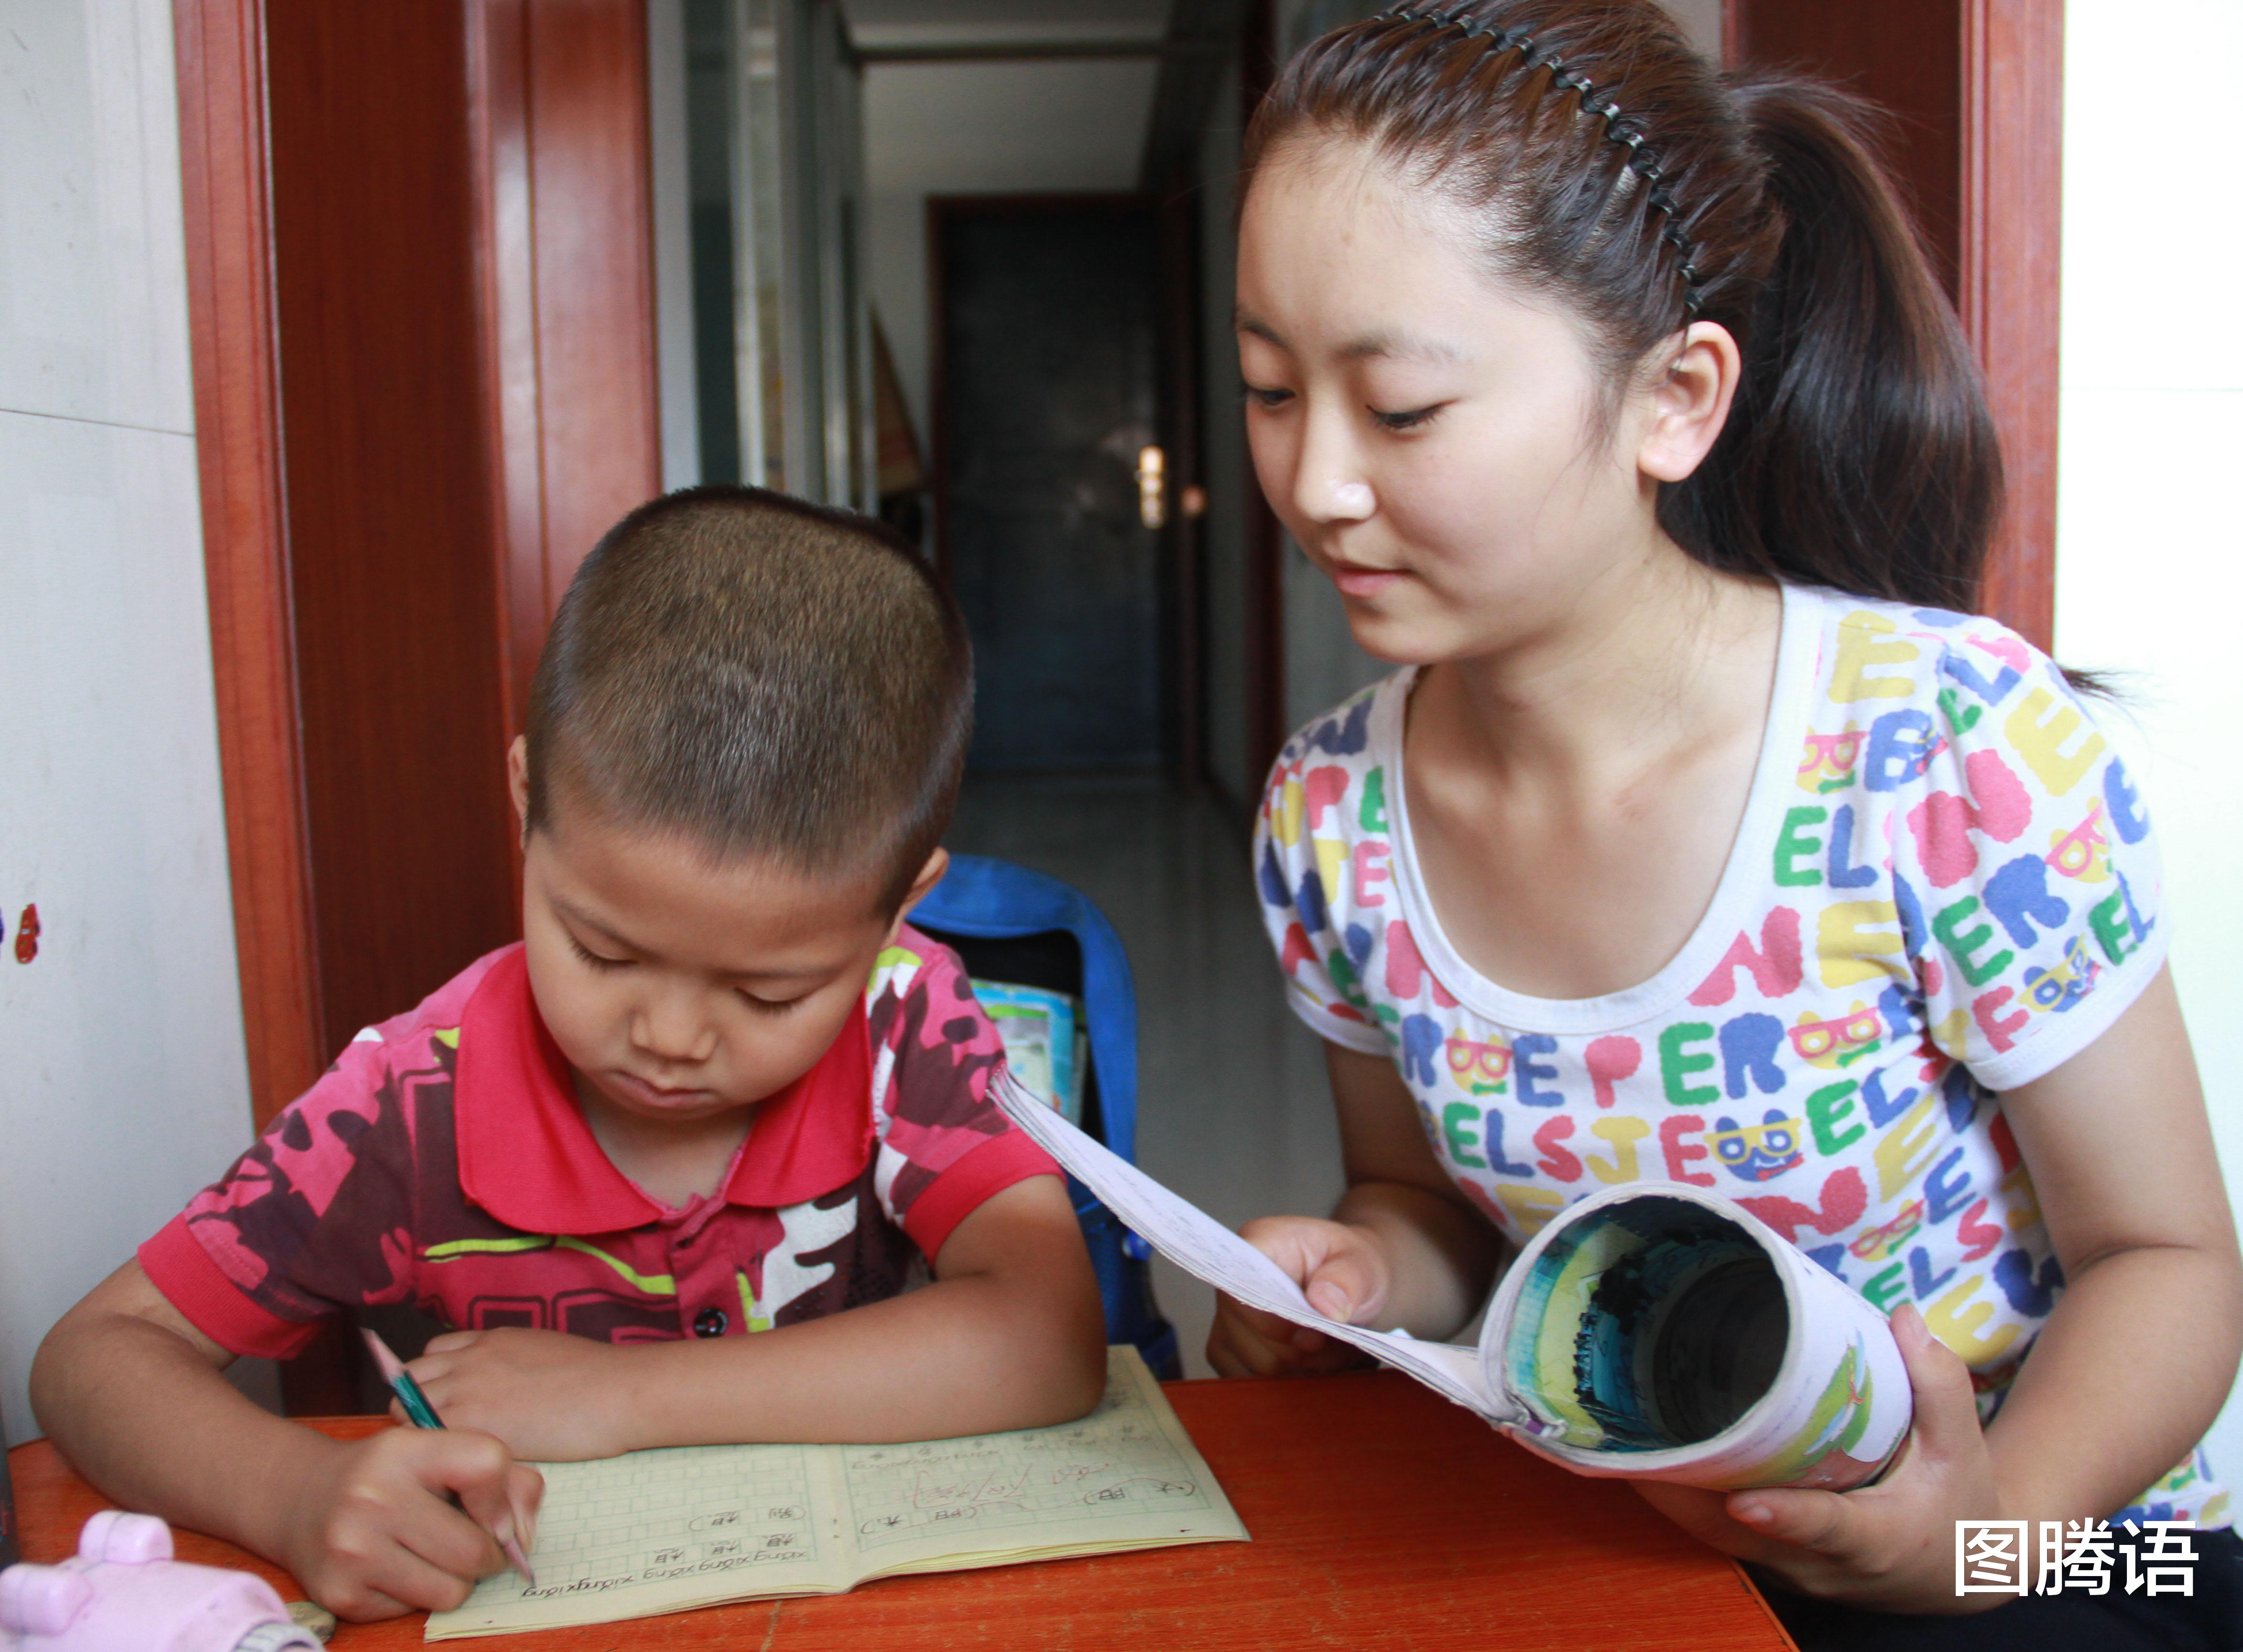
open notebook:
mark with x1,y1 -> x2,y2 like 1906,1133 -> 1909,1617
424,1346 -> 1245,1641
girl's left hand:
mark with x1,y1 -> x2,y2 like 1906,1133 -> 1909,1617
404,1327 -> 632,1462
1631,1304 -> 2007,1615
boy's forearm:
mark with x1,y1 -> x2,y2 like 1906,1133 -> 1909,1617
1983,1240 -> 2243,1521
31,1305 -> 337,1565
606,1270 -> 1107,1452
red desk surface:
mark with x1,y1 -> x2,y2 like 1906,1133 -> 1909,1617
8,1372 -> 1796,1650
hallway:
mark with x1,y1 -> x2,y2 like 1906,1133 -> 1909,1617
946,775 -> 1344,1377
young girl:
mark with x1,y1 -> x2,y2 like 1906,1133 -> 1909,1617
1211,4 -> 2243,1644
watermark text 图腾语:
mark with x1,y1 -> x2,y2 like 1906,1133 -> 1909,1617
1955,1518 -> 2197,1598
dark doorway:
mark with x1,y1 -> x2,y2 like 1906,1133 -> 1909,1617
934,196 -> 1165,772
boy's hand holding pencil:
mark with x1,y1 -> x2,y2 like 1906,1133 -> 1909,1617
269,1403 -> 545,1621
361,1330 -> 542,1589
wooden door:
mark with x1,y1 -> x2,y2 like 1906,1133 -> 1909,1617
1727,0 -> 2061,648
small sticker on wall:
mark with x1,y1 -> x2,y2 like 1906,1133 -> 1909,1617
14,903 -> 39,964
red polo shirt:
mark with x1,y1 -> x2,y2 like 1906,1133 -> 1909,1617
141,930 -> 1059,1355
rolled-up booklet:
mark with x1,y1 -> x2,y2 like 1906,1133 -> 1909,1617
998,1074 -> 1909,1491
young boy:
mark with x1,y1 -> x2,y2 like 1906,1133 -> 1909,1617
31,488 -> 1107,1621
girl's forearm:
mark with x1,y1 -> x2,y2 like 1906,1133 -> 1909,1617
1983,1240 -> 2243,1521
1335,1179 -> 1505,1339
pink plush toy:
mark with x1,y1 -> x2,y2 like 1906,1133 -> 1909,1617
0,1512 -> 318,1652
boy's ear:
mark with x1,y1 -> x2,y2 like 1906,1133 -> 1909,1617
507,736 -> 532,828
886,847 -> 950,944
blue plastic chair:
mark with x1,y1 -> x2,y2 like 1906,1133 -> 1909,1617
913,854 -> 1179,1378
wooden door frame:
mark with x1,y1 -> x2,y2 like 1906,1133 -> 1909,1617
174,0 -> 661,1133
1957,0 -> 2059,648
175,0 -> 327,1126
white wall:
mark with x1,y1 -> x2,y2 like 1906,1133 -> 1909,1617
0,0 -> 255,1445
2054,0 -> 2243,1485
862,56 -> 1160,452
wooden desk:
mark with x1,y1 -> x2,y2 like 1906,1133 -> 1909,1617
8,1373 -> 1795,1650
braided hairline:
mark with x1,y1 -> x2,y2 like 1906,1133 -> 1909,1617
1371,4 -> 1704,317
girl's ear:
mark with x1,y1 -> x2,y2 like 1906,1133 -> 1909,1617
1637,321 -> 1742,485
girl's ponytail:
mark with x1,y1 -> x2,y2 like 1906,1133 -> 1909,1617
1662,79 -> 2001,612
1245,2 -> 2003,615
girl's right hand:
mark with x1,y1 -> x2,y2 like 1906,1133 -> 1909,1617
1206,1215 -> 1392,1377
276,1426 -> 544,1621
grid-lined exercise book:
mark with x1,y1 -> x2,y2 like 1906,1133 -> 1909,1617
425,1347 -> 1245,1641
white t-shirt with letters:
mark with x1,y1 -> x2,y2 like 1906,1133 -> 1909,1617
1254,583 -> 2216,1527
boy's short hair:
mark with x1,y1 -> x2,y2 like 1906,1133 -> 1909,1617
525,486 -> 972,908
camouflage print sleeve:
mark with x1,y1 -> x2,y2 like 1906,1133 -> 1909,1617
138,1028 -> 433,1358
865,930 -> 1063,1263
